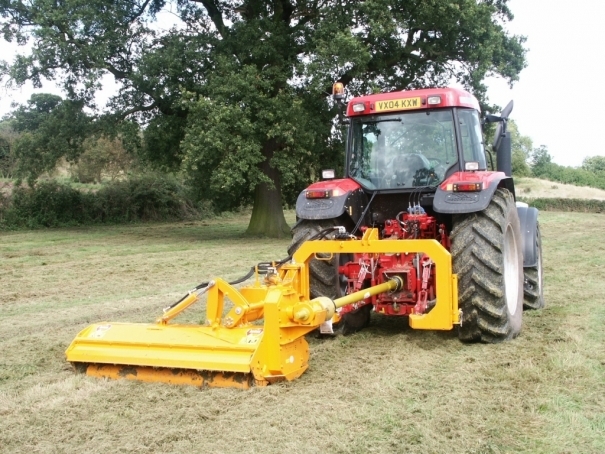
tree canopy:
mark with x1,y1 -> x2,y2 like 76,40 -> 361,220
1,0 -> 527,236
10,94 -> 91,185
582,155 -> 605,174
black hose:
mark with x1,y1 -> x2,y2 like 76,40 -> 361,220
163,268 -> 255,312
164,225 -> 342,312
352,190 -> 378,236
227,267 -> 256,285
273,225 -> 344,266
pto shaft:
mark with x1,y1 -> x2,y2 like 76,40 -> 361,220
333,276 -> 403,309
291,277 -> 403,324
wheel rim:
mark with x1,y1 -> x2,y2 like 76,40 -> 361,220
503,224 -> 520,315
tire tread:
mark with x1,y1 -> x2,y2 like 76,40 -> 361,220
451,189 -> 523,342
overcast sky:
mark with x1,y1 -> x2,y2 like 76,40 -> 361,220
0,1 -> 600,167
486,0 -> 603,167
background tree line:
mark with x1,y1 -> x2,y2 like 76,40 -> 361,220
3,90 -> 605,229
4,93 -> 605,227
0,94 -> 137,183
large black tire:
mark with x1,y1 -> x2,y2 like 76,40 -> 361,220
288,219 -> 370,335
288,219 -> 339,300
523,224 -> 545,310
451,189 -> 524,343
340,304 -> 372,335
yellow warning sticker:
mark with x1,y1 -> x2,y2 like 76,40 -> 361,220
90,324 -> 111,339
240,328 -> 263,344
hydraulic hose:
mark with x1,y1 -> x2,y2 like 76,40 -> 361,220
351,190 -> 378,236
163,268 -> 255,312
164,225 -> 344,312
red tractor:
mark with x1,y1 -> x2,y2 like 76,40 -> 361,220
289,85 -> 544,342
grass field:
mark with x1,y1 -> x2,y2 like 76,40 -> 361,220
1,211 -> 604,454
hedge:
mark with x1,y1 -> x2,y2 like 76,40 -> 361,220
0,174 -> 199,229
517,197 -> 605,213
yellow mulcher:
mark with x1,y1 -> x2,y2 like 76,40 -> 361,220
66,228 -> 458,389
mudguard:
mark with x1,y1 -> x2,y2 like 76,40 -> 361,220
516,204 -> 540,268
295,178 -> 366,224
433,171 -> 515,214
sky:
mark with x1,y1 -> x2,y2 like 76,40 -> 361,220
0,0 -> 602,167
485,0 -> 604,167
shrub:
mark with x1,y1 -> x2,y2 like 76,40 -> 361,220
2,181 -> 88,228
0,174 -> 199,229
92,174 -> 197,223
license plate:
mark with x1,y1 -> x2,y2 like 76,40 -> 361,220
375,97 -> 422,112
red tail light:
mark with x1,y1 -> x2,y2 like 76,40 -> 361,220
306,190 -> 331,199
453,183 -> 482,192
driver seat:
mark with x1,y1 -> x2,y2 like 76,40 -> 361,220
391,153 -> 431,187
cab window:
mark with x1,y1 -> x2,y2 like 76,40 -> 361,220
458,109 -> 487,169
349,110 -> 457,189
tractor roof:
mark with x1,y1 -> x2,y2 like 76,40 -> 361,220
346,87 -> 480,117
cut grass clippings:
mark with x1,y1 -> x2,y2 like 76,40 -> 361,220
1,211 -> 604,453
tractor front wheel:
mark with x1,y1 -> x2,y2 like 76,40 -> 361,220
451,189 -> 524,342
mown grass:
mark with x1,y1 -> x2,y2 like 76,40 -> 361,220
1,211 -> 604,453
514,177 -> 605,200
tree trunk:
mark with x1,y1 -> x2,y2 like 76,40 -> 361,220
245,140 -> 291,238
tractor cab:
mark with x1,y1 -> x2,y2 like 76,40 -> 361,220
294,86 -> 510,224
343,87 -> 487,192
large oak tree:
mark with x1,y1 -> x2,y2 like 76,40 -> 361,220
1,0 -> 526,237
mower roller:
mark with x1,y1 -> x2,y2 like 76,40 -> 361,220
66,228 -> 458,389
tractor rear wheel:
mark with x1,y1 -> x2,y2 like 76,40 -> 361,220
288,219 -> 340,300
451,189 -> 524,342
340,304 -> 372,335
523,224 -> 544,310
289,219 -> 368,335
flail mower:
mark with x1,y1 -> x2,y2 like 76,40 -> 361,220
66,85 -> 544,389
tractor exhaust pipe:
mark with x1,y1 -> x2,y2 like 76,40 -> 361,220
489,100 -> 514,177
496,131 -> 512,176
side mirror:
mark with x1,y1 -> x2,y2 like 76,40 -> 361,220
484,114 -> 502,124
